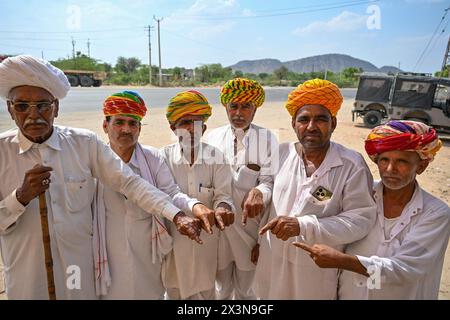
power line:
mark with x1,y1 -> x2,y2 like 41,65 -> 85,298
414,6 -> 450,71
0,26 -> 144,34
171,0 -> 379,21
176,0 -> 376,17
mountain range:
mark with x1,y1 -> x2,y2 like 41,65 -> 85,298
229,53 -> 402,74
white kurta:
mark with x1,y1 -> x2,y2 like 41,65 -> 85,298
161,142 -> 234,299
205,124 -> 278,272
256,142 -> 376,299
339,181 -> 450,300
0,126 -> 182,299
102,144 -> 198,300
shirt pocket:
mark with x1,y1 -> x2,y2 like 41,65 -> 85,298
197,186 -> 214,207
294,193 -> 332,218
64,176 -> 93,213
234,165 -> 259,191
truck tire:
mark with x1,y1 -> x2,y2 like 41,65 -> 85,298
80,75 -> 94,87
93,80 -> 102,87
67,75 -> 79,87
363,110 -> 382,128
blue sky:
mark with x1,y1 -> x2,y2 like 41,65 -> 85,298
0,0 -> 449,73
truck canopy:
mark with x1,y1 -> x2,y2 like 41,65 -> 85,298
356,74 -> 394,103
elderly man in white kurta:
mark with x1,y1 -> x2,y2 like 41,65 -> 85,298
98,91 -> 209,299
205,78 -> 278,300
295,120 -> 450,300
162,90 -> 235,300
256,79 -> 376,299
0,55 -> 202,299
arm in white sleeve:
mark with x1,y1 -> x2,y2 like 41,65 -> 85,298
298,166 -> 377,246
0,190 -> 26,232
89,134 -> 181,221
212,163 -> 235,211
153,153 -> 200,213
255,131 -> 277,207
356,206 -> 450,285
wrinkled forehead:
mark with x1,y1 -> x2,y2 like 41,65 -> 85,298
174,114 -> 205,125
8,85 -> 54,101
377,150 -> 421,162
295,104 -> 332,118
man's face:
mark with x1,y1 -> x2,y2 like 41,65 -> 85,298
377,150 -> 428,190
7,85 -> 59,143
170,115 -> 206,148
226,101 -> 256,130
291,105 -> 337,150
103,115 -> 141,150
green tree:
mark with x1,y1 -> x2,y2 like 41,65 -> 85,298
115,57 -> 141,74
273,66 -> 289,84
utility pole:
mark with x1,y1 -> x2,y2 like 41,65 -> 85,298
441,35 -> 450,77
146,25 -> 154,85
154,15 -> 164,86
87,38 -> 91,58
71,37 -> 76,59
41,51 -> 44,60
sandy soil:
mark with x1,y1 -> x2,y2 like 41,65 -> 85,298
0,98 -> 449,299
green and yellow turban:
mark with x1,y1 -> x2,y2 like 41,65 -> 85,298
285,79 -> 343,118
166,90 -> 212,124
220,78 -> 265,108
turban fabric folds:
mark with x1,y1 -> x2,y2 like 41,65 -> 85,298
0,55 -> 70,100
365,120 -> 442,162
220,78 -> 265,108
166,90 -> 212,124
103,91 -> 147,121
285,79 -> 343,117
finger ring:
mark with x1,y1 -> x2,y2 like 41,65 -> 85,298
42,179 -> 50,186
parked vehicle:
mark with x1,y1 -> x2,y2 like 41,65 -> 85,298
352,72 -> 450,132
352,72 -> 394,127
63,70 -> 107,87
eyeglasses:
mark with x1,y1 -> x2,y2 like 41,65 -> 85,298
9,100 -> 55,113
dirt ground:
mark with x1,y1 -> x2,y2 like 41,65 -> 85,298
0,98 -> 449,299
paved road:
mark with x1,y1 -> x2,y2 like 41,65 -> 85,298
0,87 -> 357,114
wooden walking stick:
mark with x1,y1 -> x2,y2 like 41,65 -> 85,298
39,191 -> 56,300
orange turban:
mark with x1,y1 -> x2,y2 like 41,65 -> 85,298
285,79 -> 343,117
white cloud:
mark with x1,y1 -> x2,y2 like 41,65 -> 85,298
292,11 -> 367,36
165,0 -> 241,39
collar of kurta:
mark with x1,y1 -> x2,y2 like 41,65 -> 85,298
302,142 -> 343,180
373,180 -> 424,231
12,125 -> 62,154
176,141 -> 208,166
128,144 -> 140,169
230,123 -> 256,148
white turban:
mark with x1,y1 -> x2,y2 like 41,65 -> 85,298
0,55 -> 70,100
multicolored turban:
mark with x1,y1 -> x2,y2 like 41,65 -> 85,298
285,79 -> 343,117
103,91 -> 147,121
220,78 -> 265,108
365,120 -> 442,162
166,90 -> 212,124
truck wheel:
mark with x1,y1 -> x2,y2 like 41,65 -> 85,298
93,80 -> 102,87
80,75 -> 94,87
67,75 -> 79,87
363,110 -> 382,128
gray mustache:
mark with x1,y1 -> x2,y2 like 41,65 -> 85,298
24,119 -> 47,127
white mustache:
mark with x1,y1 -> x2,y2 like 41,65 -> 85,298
24,119 -> 47,127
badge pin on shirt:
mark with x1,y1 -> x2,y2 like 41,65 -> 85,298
312,186 -> 333,201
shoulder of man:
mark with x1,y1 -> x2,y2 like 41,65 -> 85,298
420,187 -> 450,220
332,141 -> 368,169
0,128 -> 18,141
56,125 -> 97,139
